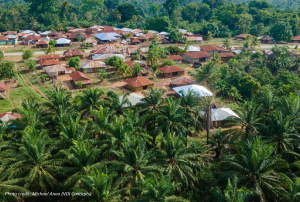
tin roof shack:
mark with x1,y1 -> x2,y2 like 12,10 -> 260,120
35,40 -> 49,48
219,52 -> 235,63
44,65 -> 67,78
166,55 -> 183,64
158,66 -> 185,78
69,71 -> 91,88
63,49 -> 84,60
81,61 -> 106,73
182,51 -> 211,64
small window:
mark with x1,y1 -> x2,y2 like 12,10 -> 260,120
172,72 -> 178,76
143,86 -> 148,90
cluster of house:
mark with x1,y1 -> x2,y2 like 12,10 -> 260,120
0,26 -> 206,48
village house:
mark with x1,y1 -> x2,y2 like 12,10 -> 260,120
171,76 -> 196,87
63,49 -> 84,60
131,38 -> 141,45
48,31 -> 60,38
55,38 -> 71,47
125,61 -> 146,68
258,35 -> 275,44
94,33 -> 120,43
3,31 -> 17,36
83,37 -> 97,46
35,40 -> 49,48
234,34 -> 254,40
158,66 -> 185,78
0,112 -> 22,122
53,33 -> 67,40
92,54 -> 125,62
40,31 -> 51,37
44,65 -> 66,78
69,71 -> 91,87
39,59 -> 60,67
182,51 -> 211,64
184,45 -> 200,52
91,46 -> 121,55
166,55 -> 183,64
186,36 -> 203,44
125,77 -> 154,92
81,61 -> 106,73
173,84 -> 213,97
126,47 -> 138,56
200,45 -> 227,55
219,52 -> 235,63
200,108 -> 239,128
68,32 -> 87,42
291,36 -> 300,43
0,36 -> 8,45
39,55 -> 60,61
22,34 -> 41,45
0,81 -> 6,99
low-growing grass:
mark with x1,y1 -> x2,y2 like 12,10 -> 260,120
10,87 -> 43,109
0,99 -> 14,113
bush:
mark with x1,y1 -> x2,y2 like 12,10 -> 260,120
49,40 -> 57,46
68,56 -> 81,70
22,49 -> 33,60
26,59 -> 37,71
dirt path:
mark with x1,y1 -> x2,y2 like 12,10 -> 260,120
4,81 -> 16,108
15,64 -> 48,101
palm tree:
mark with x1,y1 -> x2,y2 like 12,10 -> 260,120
98,116 -> 133,155
96,69 -> 107,83
223,100 -> 263,139
223,37 -> 231,50
104,91 -> 131,118
44,87 -> 77,128
135,48 -> 142,61
70,166 -> 126,202
284,177 -> 300,202
223,177 -> 253,202
194,61 -> 219,87
152,98 -> 192,139
220,137 -> 289,202
45,45 -> 56,55
0,177 -> 31,202
211,52 -> 222,65
140,88 -> 165,144
202,95 -> 214,145
63,141 -> 102,190
105,140 -> 162,188
12,98 -> 43,130
208,129 -> 231,158
59,115 -> 92,149
116,64 -> 132,78
260,111 -> 300,154
133,174 -> 188,202
155,136 -> 200,188
1,128 -> 63,193
251,37 -> 260,49
147,45 -> 161,66
132,63 -> 143,77
150,65 -> 161,78
76,87 -> 104,117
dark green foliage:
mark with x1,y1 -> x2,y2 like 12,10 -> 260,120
270,21 -> 293,42
168,29 -> 183,42
68,56 -> 81,69
117,3 -> 138,22
0,61 -> 17,80
22,49 -> 33,60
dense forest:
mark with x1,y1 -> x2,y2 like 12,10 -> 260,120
0,0 -> 300,41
